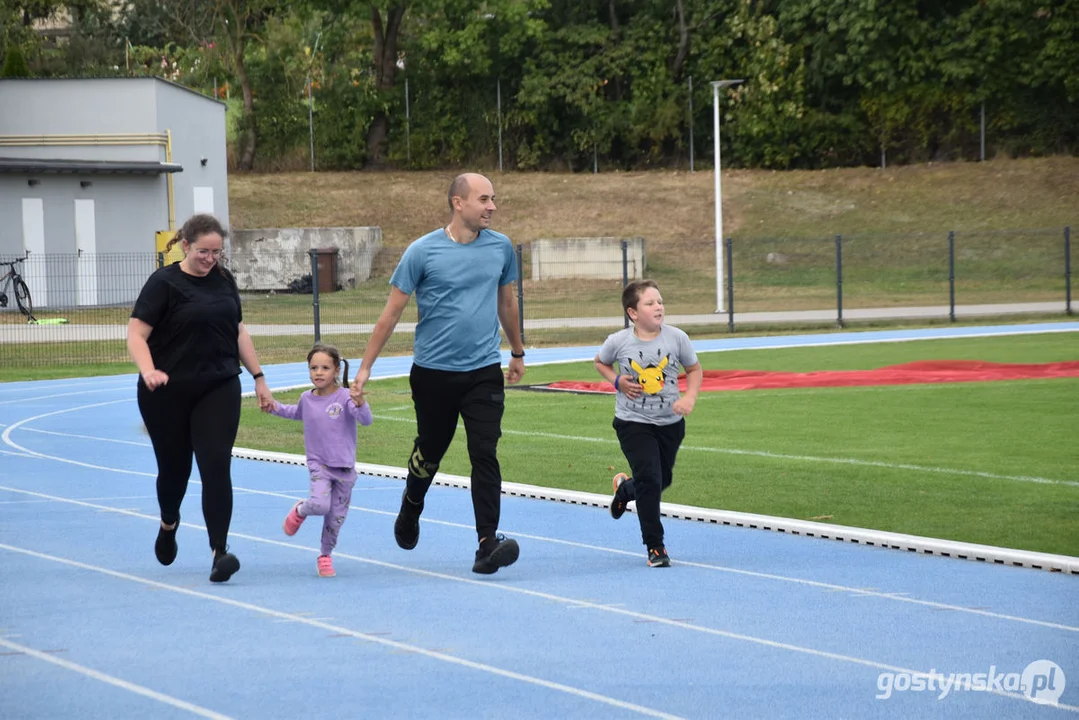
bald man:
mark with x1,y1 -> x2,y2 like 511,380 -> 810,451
351,173 -> 525,574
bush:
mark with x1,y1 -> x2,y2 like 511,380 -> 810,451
2,45 -> 30,77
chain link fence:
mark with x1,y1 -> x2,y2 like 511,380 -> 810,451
1,227 -> 1072,375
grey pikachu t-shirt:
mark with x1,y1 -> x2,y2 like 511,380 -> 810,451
597,325 -> 698,426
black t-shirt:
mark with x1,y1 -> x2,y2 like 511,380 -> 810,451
131,264 -> 244,383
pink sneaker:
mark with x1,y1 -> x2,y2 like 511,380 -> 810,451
283,502 -> 305,536
317,555 -> 335,578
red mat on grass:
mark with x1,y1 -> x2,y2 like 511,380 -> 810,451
548,360 -> 1079,393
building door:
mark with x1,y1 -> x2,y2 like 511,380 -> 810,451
74,199 -> 98,306
21,198 -> 48,308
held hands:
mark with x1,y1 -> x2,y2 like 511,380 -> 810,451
505,356 -> 526,384
141,369 -> 169,391
254,376 -> 275,412
349,367 -> 370,406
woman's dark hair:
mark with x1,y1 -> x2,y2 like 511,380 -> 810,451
165,214 -> 229,274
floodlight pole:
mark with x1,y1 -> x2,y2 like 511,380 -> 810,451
712,79 -> 743,313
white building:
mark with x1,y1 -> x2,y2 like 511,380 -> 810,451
0,77 -> 228,308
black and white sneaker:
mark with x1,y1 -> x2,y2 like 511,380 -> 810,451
647,546 -> 671,568
472,534 -> 520,575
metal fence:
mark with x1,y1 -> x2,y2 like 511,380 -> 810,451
1,227 -> 1071,373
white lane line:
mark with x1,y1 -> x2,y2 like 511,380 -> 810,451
2,483 -> 1076,637
23,427 -> 151,447
0,543 -> 685,720
1,400 -> 154,478
0,388 -> 132,406
0,448 -> 34,459
367,414 -> 1078,488
3,536 -> 1074,714
0,636 -> 235,719
0,495 -> 158,505
4,407 -> 1076,631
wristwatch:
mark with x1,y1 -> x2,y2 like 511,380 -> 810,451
510,350 -> 525,359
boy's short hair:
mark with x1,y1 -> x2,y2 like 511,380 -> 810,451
622,280 -> 660,314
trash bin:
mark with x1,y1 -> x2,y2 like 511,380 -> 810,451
314,247 -> 339,293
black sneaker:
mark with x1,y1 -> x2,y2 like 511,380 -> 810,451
394,490 -> 422,550
647,546 -> 671,568
210,548 -> 241,583
610,473 -> 630,520
155,519 -> 179,566
472,534 -> 520,575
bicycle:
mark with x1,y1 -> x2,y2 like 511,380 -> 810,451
0,257 -> 36,322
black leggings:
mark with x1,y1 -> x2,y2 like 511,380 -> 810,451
137,374 -> 241,553
406,363 -> 505,542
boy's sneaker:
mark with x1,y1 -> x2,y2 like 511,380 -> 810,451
610,473 -> 630,519
394,490 -> 422,550
317,555 -> 335,578
283,502 -> 305,536
472,534 -> 520,575
154,519 -> 179,566
647,546 -> 671,568
210,548 -> 241,583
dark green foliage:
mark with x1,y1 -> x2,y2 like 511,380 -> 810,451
2,44 -> 30,77
6,0 -> 1076,170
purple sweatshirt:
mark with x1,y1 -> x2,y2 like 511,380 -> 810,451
271,386 -> 373,468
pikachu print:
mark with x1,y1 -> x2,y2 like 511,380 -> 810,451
630,357 -> 668,395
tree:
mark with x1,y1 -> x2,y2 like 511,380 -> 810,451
366,2 -> 405,164
2,44 -> 31,76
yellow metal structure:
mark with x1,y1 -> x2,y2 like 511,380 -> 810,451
156,230 -> 183,267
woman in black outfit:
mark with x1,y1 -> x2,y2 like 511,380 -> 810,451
127,214 -> 274,582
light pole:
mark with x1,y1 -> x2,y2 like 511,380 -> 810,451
306,31 -> 322,172
712,79 -> 743,313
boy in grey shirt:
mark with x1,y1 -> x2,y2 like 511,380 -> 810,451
594,280 -> 703,567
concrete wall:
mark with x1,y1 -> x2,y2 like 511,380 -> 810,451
530,237 -> 645,281
228,228 -> 383,292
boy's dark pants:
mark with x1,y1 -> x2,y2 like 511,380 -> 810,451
613,417 -> 686,549
406,363 -> 506,542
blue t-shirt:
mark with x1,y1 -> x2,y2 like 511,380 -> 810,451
390,228 -> 518,372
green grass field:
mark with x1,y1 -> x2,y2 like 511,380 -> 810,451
234,331 -> 1079,557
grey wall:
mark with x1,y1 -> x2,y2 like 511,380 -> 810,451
0,176 -> 163,308
0,176 -> 165,256
154,80 -> 229,229
229,228 -> 383,292
0,78 -> 159,162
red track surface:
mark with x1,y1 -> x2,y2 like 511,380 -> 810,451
548,360 -> 1079,393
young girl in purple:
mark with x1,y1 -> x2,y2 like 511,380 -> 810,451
268,344 -> 372,577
